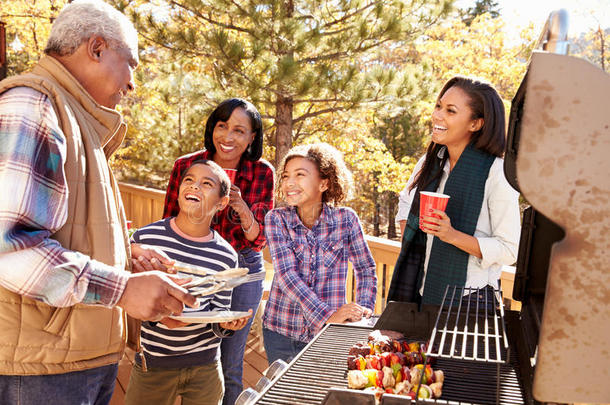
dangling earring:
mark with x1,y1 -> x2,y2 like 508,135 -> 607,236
247,144 -> 252,154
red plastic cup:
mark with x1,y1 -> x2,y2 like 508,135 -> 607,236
224,168 -> 237,184
419,191 -> 450,230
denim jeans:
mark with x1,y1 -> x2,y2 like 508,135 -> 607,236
461,285 -> 497,312
220,248 -> 264,405
262,327 -> 308,365
0,363 -> 118,405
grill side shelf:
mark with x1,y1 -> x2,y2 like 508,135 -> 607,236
426,286 -> 510,364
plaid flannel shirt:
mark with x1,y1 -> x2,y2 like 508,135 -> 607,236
262,205 -> 377,342
0,87 -> 128,307
162,150 -> 274,252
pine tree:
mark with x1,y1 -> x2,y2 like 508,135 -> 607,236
459,0 -> 499,26
117,0 -> 452,165
572,27 -> 609,72
374,109 -> 429,238
0,0 -> 65,77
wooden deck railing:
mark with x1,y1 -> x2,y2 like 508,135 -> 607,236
118,182 -> 519,313
120,182 -> 167,228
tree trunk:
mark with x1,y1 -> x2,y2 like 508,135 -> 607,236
599,26 -> 606,72
387,191 -> 398,240
177,105 -> 183,155
0,23 -> 6,80
372,184 -> 380,237
274,0 -> 295,167
275,95 -> 294,166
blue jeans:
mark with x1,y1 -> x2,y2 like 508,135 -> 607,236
461,285 -> 496,311
0,363 -> 118,405
221,248 -> 264,405
262,328 -> 308,365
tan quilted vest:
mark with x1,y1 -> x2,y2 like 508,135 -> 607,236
0,56 -> 131,375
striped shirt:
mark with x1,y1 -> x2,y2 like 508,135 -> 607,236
263,205 -> 377,342
0,86 -> 128,307
132,218 -> 238,368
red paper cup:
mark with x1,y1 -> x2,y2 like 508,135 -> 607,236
419,191 -> 450,230
223,168 -> 237,183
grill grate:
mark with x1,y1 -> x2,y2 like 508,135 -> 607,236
427,286 -> 509,363
253,324 -> 525,405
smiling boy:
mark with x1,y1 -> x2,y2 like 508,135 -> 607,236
125,160 -> 251,405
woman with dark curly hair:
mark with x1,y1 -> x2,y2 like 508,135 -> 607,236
262,143 -> 377,364
162,98 -> 274,405
389,76 -> 520,306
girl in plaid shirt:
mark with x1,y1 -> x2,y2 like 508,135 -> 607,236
262,143 -> 377,364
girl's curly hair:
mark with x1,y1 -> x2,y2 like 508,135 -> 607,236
276,143 -> 353,205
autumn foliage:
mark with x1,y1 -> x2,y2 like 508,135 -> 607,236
3,1 -> 604,237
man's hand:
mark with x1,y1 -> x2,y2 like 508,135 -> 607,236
117,271 -> 198,321
159,317 -> 190,329
131,243 -> 175,273
219,309 -> 253,330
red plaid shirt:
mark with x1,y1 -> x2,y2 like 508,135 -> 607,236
163,150 -> 275,252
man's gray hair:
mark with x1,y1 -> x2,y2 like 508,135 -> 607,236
44,0 -> 138,60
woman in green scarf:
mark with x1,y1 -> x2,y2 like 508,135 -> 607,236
389,76 -> 521,306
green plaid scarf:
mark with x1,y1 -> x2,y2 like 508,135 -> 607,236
387,144 -> 495,305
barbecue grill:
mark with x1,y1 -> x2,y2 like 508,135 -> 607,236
246,293 -> 527,405
237,9 -> 610,405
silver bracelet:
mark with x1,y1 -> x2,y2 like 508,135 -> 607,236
241,215 -> 256,234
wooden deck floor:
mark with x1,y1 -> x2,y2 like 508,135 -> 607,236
109,326 -> 268,405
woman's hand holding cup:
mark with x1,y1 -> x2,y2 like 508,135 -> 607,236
419,191 -> 457,242
420,209 -> 456,243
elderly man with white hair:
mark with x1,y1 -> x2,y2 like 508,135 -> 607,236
0,1 -> 197,403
